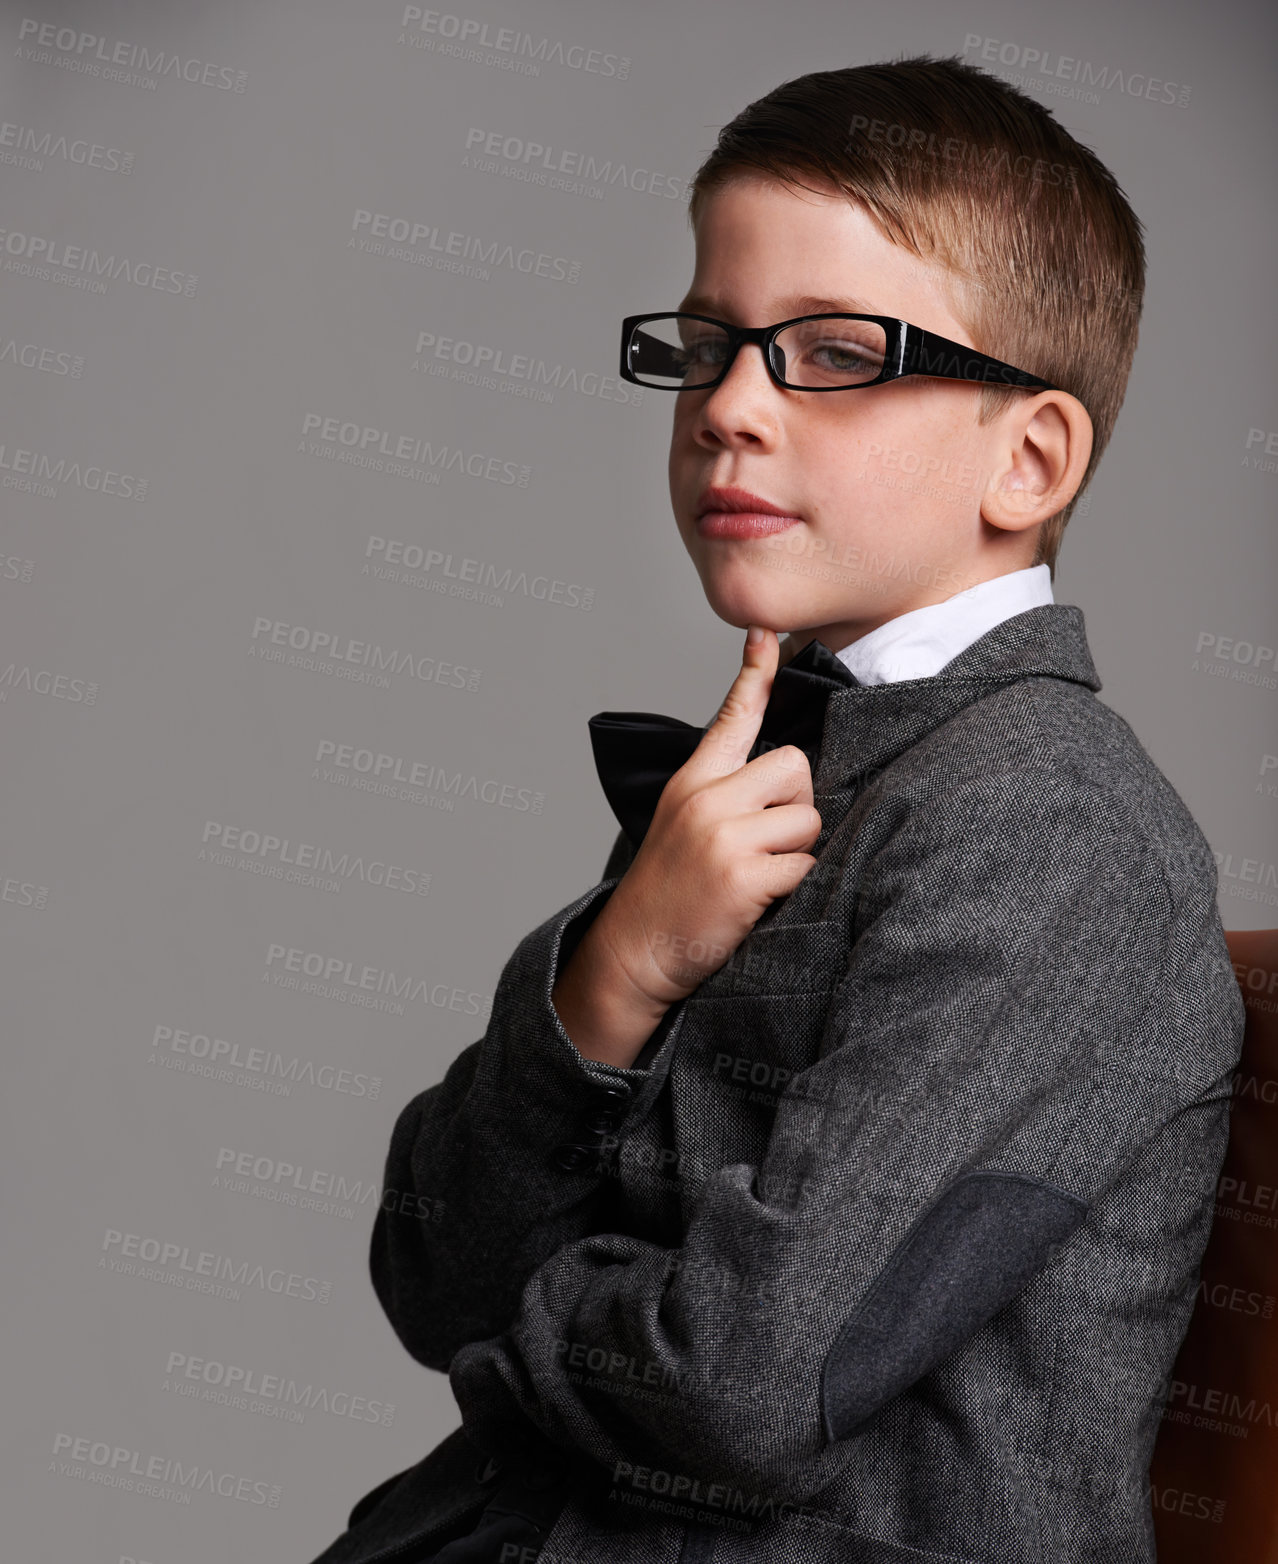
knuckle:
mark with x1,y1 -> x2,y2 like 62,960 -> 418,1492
661,772 -> 690,811
681,786 -> 714,827
704,815 -> 735,859
695,730 -> 734,776
722,858 -> 753,900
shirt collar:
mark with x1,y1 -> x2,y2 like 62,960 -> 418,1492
832,564 -> 1056,686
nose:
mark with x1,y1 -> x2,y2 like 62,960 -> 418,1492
698,335 -> 787,408
715,334 -> 779,391
687,340 -> 786,450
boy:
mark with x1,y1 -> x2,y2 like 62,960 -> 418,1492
311,54 -> 1244,1564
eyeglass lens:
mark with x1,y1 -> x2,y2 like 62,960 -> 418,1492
627,315 -> 888,389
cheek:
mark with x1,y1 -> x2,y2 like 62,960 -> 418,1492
838,402 -> 974,481
671,403 -> 698,444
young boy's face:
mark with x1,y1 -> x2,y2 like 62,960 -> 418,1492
668,175 -> 1045,654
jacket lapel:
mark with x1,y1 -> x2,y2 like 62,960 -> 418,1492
811,602 -> 1102,795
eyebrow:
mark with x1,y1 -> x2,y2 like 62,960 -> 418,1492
674,291 -> 880,319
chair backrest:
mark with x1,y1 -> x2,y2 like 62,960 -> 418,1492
1149,928 -> 1278,1562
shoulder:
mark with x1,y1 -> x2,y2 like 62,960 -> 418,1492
877,675 -> 1218,902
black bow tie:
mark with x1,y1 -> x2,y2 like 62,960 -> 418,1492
587,637 -> 859,850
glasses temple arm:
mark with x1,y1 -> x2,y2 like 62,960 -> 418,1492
904,324 -> 1056,390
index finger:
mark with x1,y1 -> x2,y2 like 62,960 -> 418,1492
685,624 -> 779,782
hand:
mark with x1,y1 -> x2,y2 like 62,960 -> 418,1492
589,625 -> 822,1008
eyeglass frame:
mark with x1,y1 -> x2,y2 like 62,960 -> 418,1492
619,310 -> 1058,396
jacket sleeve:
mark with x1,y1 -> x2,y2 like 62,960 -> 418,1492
369,825 -> 685,1368
446,770 -> 1245,1504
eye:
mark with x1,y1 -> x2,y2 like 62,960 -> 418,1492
775,319 -> 888,386
675,333 -> 728,368
808,340 -> 882,373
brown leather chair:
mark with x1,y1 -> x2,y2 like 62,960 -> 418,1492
1150,929 -> 1278,1561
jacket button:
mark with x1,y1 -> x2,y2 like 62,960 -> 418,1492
519,1459 -> 566,1491
579,1108 -> 625,1134
590,1082 -> 633,1103
549,1143 -> 597,1173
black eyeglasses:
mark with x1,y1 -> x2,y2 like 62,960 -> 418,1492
619,311 -> 1057,395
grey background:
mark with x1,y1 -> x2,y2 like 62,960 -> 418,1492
1,0 -> 1274,1559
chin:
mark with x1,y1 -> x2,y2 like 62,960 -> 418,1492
696,577 -> 793,637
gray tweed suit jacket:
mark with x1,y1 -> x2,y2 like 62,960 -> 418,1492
311,603 -> 1245,1564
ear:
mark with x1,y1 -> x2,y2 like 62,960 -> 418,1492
981,391 -> 1093,535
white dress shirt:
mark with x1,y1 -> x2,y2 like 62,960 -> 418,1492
830,564 -> 1055,685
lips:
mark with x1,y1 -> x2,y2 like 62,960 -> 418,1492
695,484 -> 803,539
698,512 -> 802,539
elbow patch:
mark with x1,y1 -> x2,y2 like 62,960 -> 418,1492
820,1169 -> 1088,1442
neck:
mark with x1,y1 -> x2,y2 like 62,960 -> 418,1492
777,558 -> 1048,671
